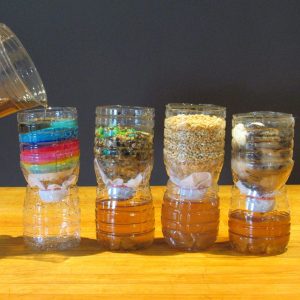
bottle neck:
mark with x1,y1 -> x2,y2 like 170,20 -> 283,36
166,179 -> 218,201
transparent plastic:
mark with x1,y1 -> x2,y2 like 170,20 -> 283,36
23,186 -> 80,251
18,107 -> 80,250
94,105 -> 155,250
162,103 -> 226,251
229,111 -> 294,254
0,23 -> 47,118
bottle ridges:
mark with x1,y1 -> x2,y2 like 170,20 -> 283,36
96,199 -> 154,250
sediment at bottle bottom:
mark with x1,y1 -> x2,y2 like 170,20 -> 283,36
96,199 -> 155,250
228,209 -> 290,255
161,196 -> 220,251
24,235 -> 80,251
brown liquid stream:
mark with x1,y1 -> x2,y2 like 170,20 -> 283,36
161,195 -> 220,251
96,199 -> 154,250
229,209 -> 290,255
0,97 -> 45,118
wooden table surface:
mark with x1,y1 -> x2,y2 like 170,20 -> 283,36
0,186 -> 299,299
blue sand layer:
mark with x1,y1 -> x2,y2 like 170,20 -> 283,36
19,125 -> 78,144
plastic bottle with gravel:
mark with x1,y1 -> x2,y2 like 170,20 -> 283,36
229,111 -> 294,255
94,105 -> 155,250
161,103 -> 226,251
18,107 -> 80,250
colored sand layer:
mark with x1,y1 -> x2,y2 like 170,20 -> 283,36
19,119 -> 79,174
94,125 -> 153,183
95,126 -> 152,158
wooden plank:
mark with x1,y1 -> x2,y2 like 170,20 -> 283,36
0,186 -> 299,299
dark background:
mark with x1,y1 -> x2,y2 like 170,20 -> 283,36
0,0 -> 299,186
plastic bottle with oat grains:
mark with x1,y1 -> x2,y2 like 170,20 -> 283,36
161,103 -> 226,251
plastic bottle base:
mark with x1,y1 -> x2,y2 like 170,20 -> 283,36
96,230 -> 154,251
24,236 -> 80,251
162,229 -> 218,251
229,232 -> 289,255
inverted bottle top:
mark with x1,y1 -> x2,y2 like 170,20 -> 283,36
17,107 -> 77,123
166,103 -> 226,118
96,105 -> 155,130
0,23 -> 47,109
96,105 -> 154,118
233,111 -> 294,126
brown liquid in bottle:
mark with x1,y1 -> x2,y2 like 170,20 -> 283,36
229,209 -> 290,255
161,195 -> 220,251
0,97 -> 44,118
96,198 -> 155,250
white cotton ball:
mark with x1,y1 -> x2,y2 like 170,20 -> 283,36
232,123 -> 247,146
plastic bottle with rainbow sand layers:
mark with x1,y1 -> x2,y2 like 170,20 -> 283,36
229,111 -> 294,255
18,107 -> 80,251
161,103 -> 226,251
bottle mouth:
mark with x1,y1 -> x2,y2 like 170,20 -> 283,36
39,189 -> 68,203
233,111 -> 294,122
26,186 -> 78,203
0,23 -> 47,106
96,105 -> 154,118
166,103 -> 226,118
17,106 -> 77,122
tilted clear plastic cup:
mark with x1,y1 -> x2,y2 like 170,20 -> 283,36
0,23 -> 47,118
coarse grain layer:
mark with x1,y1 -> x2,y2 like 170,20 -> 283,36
165,114 -> 226,131
164,114 -> 225,165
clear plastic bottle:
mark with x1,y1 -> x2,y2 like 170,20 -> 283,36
229,111 -> 294,255
0,23 -> 47,118
23,186 -> 80,250
18,107 -> 80,250
94,105 -> 155,250
161,103 -> 226,251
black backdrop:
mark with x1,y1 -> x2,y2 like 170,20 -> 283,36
0,0 -> 299,186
